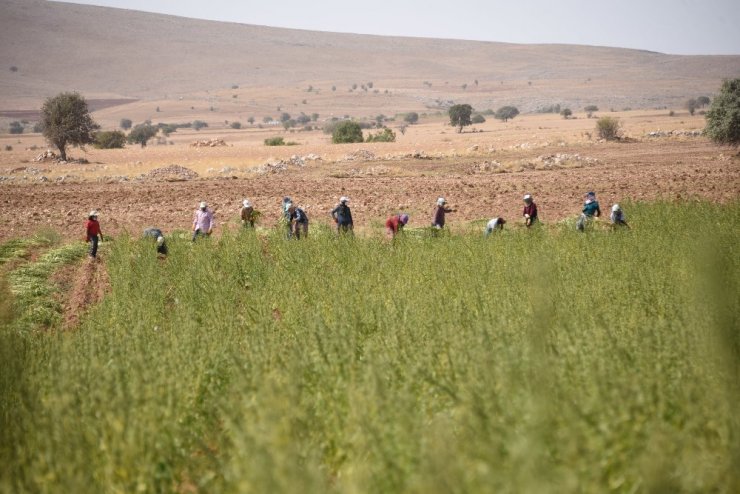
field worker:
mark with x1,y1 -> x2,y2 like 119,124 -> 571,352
576,191 -> 601,231
240,199 -> 256,228
610,204 -> 630,229
331,196 -> 354,235
522,194 -> 538,227
287,202 -> 309,239
485,217 -> 506,236
432,197 -> 455,229
386,213 -> 409,238
192,201 -> 214,241
143,227 -> 168,255
85,210 -> 103,258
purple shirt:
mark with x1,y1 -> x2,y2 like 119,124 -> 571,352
193,208 -> 214,232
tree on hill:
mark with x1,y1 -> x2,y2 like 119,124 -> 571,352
704,78 -> 740,147
41,92 -> 99,161
9,121 -> 23,134
448,104 -> 473,133
686,98 -> 698,116
495,106 -> 519,122
332,121 -> 363,143
696,96 -> 711,108
561,108 -> 572,119
119,118 -> 132,130
127,123 -> 158,147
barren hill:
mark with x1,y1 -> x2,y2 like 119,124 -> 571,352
1,0 -> 739,121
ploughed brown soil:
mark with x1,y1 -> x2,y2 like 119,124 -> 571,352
52,256 -> 110,329
1,139 -> 737,241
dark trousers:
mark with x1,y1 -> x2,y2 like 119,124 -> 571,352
88,235 -> 98,257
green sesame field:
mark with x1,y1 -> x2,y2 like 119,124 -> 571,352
1,202 -> 738,493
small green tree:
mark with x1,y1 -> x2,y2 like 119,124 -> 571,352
448,104 -> 473,133
192,120 -> 208,131
8,121 -> 23,134
561,108 -> 572,119
471,114 -> 486,124
41,91 -> 99,161
311,113 -> 320,121
127,123 -> 158,147
230,121 -> 242,129
686,98 -> 698,116
404,112 -> 419,124
704,79 -> 740,147
696,96 -> 711,107
332,121 -> 364,143
120,118 -> 132,130
596,116 -> 621,141
280,112 -> 291,123
247,117 -> 255,125
495,106 -> 519,122
94,130 -> 126,149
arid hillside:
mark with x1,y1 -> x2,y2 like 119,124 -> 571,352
1,0 -> 739,121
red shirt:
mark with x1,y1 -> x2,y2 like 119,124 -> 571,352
523,202 -> 538,220
385,215 -> 402,233
86,219 -> 101,237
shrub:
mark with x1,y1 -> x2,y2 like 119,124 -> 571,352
332,121 -> 364,143
686,98 -> 698,116
704,78 -> 740,147
295,114 -> 311,125
93,130 -> 126,149
127,123 -> 158,147
584,105 -> 599,112
536,104 -> 561,114
280,112 -> 291,123
264,137 -> 285,146
311,113 -> 319,122
669,110 -> 676,117
596,116 -> 621,140
8,121 -> 23,134
332,86 -> 336,91
4,145 -> 12,151
561,108 -> 572,119
120,118 -> 132,130
247,117 -> 255,125
365,128 -> 396,143
231,84 -> 239,89
471,114 -> 486,124
192,120 -> 208,131
32,122 -> 44,133
230,122 -> 242,129
263,116 -> 273,123
9,66 -> 18,72
495,106 -> 519,122
404,112 -> 419,124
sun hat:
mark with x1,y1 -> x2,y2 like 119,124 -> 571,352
199,201 -> 207,209
400,213 -> 409,225
523,194 -> 532,202
612,204 -> 621,212
89,210 -> 98,218
243,199 -> 252,208
437,197 -> 446,206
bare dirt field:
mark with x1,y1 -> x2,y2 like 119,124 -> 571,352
1,111 -> 737,242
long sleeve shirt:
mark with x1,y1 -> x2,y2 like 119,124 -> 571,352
433,206 -> 451,228
193,209 -> 214,232
86,219 -> 101,238
523,203 -> 538,221
331,204 -> 353,226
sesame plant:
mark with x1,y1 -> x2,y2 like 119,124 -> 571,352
1,202 -> 738,493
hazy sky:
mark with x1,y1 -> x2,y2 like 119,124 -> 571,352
60,0 -> 740,55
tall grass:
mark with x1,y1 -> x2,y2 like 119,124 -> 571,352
1,202 -> 738,493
